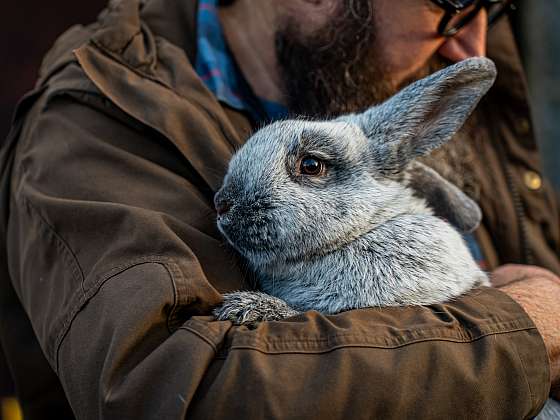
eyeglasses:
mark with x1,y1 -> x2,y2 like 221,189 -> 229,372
430,0 -> 516,37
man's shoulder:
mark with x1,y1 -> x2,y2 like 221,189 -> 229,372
36,0 -> 196,105
13,0 -> 248,194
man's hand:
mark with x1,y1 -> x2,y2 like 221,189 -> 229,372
491,264 -> 559,287
491,264 -> 560,399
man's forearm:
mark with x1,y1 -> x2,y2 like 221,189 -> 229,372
58,266 -> 550,419
498,270 -> 560,399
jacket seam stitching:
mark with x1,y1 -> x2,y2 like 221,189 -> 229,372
225,325 -> 539,355
507,332 -> 536,412
161,261 -> 180,334
54,257 -> 176,373
88,41 -> 174,93
18,192 -> 86,295
117,29 -> 143,55
232,319 -> 532,346
180,325 -> 219,354
43,85 -> 105,110
223,317 -> 533,346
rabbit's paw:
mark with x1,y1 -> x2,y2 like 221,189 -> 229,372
213,291 -> 299,326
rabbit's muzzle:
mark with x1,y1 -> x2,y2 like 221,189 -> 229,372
214,194 -> 231,217
215,196 -> 281,259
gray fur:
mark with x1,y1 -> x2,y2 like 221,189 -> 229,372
213,57 -> 496,325
404,161 -> 482,233
213,291 -> 299,327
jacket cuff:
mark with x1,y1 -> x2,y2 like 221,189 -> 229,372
492,288 -> 551,413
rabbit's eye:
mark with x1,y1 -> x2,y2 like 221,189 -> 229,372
300,156 -> 324,176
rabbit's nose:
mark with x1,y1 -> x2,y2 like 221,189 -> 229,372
214,194 -> 231,216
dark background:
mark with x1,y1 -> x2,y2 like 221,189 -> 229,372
0,0 -> 108,401
0,0 -> 558,407
0,0 -> 107,139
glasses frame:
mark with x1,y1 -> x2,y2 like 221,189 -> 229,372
431,0 -> 516,37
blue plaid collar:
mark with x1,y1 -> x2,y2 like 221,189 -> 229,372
195,0 -> 288,123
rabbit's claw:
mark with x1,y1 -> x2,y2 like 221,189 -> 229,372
213,291 -> 299,326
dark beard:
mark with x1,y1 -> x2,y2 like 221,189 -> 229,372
275,1 -> 453,118
274,2 -> 484,198
275,0 -> 389,117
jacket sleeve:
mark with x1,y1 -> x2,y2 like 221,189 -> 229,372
6,93 -> 550,420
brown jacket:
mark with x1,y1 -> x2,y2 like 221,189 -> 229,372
0,0 -> 557,419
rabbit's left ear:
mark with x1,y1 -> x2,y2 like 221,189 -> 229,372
342,57 -> 497,175
405,162 -> 482,233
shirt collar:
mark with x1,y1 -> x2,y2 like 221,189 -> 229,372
195,0 -> 288,123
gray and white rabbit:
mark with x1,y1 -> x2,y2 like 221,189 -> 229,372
213,57 -> 496,326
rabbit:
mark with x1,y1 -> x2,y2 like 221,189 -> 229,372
213,57 -> 496,326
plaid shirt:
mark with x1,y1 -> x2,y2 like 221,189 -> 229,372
195,0 -> 287,123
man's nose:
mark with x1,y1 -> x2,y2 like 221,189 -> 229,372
437,9 -> 488,62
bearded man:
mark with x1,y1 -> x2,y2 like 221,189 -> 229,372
0,0 -> 559,418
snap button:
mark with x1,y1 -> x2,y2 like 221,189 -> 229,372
519,118 -> 531,135
524,170 -> 542,191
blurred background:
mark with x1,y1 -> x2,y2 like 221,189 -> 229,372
0,1 -> 558,419
514,3 -> 560,191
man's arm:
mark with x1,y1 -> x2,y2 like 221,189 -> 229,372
58,266 -> 549,420
4,94 -> 551,419
493,265 -> 560,399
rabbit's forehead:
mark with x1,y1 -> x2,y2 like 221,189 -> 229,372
308,120 -> 354,135
255,119 -> 362,145
230,131 -> 286,175
289,120 -> 365,153
230,118 -> 365,171
305,121 -> 366,158
300,120 -> 362,141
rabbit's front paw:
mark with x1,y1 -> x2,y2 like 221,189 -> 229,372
213,291 -> 299,326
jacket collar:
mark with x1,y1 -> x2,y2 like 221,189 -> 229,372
74,0 -> 249,193
141,0 -> 198,64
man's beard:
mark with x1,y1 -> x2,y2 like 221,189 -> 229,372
274,0 -> 446,117
275,0 -> 386,117
274,0 -> 484,199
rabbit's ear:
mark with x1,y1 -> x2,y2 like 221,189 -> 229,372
347,57 -> 497,174
405,162 -> 482,233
